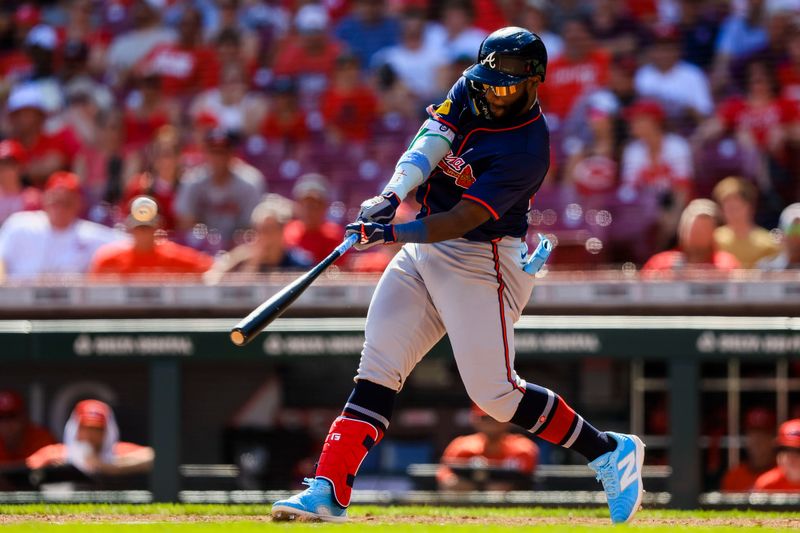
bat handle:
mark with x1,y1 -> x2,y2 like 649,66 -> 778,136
335,232 -> 360,255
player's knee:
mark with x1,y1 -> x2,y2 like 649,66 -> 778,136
466,390 -> 518,423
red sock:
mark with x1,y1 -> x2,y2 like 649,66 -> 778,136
314,416 -> 382,507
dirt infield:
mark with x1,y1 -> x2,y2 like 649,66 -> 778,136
2,512 -> 800,528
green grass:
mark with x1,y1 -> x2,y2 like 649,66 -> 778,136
0,504 -> 798,532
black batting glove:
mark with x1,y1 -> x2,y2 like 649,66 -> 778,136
357,192 -> 401,224
345,222 -> 396,251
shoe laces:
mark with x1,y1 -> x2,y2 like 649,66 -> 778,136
595,462 -> 620,499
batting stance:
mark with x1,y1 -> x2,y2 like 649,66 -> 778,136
273,27 -> 645,524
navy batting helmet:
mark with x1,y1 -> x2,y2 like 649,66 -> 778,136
463,27 -> 547,87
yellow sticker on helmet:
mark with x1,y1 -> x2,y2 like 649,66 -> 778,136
434,99 -> 452,115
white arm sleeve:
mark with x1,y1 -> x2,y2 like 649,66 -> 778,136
382,119 -> 454,200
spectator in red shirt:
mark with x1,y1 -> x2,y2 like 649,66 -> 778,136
721,407 -> 777,492
437,404 -> 538,491
0,140 -> 42,225
26,399 -> 154,477
321,53 -> 378,146
137,6 -> 220,98
261,77 -> 310,148
122,70 -> 174,152
537,17 -> 611,128
272,4 -> 342,96
90,195 -> 213,279
642,199 -> 741,274
754,418 -> 800,492
5,84 -> 81,187
0,390 -> 55,467
283,173 -> 344,263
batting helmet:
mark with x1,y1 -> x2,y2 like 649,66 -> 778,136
463,26 -> 548,87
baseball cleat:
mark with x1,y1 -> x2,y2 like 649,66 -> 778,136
271,477 -> 348,523
588,432 -> 645,524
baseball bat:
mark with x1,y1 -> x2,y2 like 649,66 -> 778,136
230,233 -> 359,346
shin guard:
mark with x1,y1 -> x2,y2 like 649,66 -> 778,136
314,416 -> 382,508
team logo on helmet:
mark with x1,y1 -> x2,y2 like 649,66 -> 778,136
480,51 -> 497,69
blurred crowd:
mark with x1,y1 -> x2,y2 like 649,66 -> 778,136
0,0 -> 799,280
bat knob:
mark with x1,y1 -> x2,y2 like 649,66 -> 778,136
230,329 -> 246,346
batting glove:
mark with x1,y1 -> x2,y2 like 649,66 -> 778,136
357,193 -> 400,224
345,222 -> 396,250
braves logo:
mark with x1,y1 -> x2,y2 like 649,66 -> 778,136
437,152 -> 476,188
481,51 -> 497,69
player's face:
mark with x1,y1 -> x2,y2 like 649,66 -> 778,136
483,80 -> 532,119
77,425 -> 105,452
720,194 -> 752,226
777,449 -> 800,482
683,215 -> 716,253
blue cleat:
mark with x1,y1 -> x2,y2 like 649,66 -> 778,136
588,432 -> 645,524
271,477 -> 348,523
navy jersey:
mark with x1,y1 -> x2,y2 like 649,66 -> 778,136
414,77 -> 550,241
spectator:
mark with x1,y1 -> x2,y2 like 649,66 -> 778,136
517,0 -> 563,59
778,23 -> 800,107
0,390 -> 55,466
0,4 -> 41,86
90,196 -> 213,278
60,41 -> 116,144
537,17 -> 611,128
122,69 -> 175,152
14,24 -> 63,113
618,100 -> 693,252
190,63 -> 267,135
758,203 -> 800,270
677,0 -> 720,71
283,173 -> 343,263
0,171 -> 122,280
334,0 -> 401,69
137,6 -> 220,98
373,7 -> 449,101
712,0 -> 768,91
26,399 -> 154,477
428,0 -> 488,61
642,199 -> 741,273
0,140 -> 41,225
205,195 -> 313,281
106,0 -> 176,86
712,177 -> 779,268
60,0 -> 112,77
588,0 -> 643,57
753,418 -> 800,491
5,84 -> 81,187
208,0 -> 261,67
320,53 -> 379,146
634,27 -> 713,123
721,408 -> 777,492
260,77 -> 310,151
174,128 -> 263,251
272,4 -> 342,99
121,125 -> 184,231
437,405 -> 538,492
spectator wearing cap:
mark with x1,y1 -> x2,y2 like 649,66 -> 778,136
0,390 -> 55,466
618,100 -> 693,254
136,6 -> 220,98
13,24 -> 64,113
758,203 -> 800,270
283,173 -> 344,263
426,0 -> 488,61
26,399 -> 154,477
753,418 -> 800,491
174,128 -> 263,250
206,195 -> 313,281
721,408 -> 777,492
0,140 -> 41,225
634,26 -> 713,123
106,0 -> 177,86
0,171 -> 122,281
536,17 -> 610,127
90,196 -> 213,278
260,77 -> 310,152
712,177 -> 779,268
642,199 -> 741,274
334,0 -> 401,69
320,53 -> 378,146
372,7 -> 449,101
437,404 -> 538,492
272,4 -> 343,90
5,84 -> 81,187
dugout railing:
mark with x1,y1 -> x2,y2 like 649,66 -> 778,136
1,315 -> 799,508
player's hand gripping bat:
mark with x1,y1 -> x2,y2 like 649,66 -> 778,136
230,233 -> 359,346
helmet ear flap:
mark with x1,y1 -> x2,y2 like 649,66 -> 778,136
466,79 -> 493,120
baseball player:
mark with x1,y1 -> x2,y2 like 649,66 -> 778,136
273,27 -> 645,524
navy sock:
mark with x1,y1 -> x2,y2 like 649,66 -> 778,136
509,383 -> 615,461
341,379 -> 397,434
